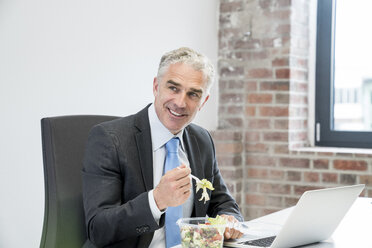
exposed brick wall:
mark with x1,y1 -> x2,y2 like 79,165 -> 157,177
213,0 -> 372,220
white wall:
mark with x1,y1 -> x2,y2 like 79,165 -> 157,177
0,1 -> 218,247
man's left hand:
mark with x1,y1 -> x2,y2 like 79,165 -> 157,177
221,214 -> 244,240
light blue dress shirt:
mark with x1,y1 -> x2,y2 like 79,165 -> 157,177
147,104 -> 194,248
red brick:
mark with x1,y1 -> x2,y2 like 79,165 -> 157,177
246,194 -> 266,206
227,80 -> 244,89
245,106 -> 256,116
220,168 -> 243,179
285,197 -> 299,207
221,118 -> 243,128
225,182 -> 236,193
244,207 -> 262,220
247,93 -> 273,103
263,132 -> 288,142
216,142 -> 243,154
294,186 -> 322,195
259,0 -> 272,9
274,145 -> 290,154
216,155 -> 242,167
276,24 -> 291,34
265,9 -> 291,20
335,153 -> 354,158
275,93 -> 289,104
247,119 -> 271,129
266,196 -> 283,207
220,66 -> 244,77
269,170 -> 285,180
259,106 -> 288,117
234,38 -> 261,49
322,173 -> 338,183
247,168 -> 268,179
245,182 -> 259,193
236,51 -> 269,60
280,158 -> 310,168
275,120 -> 289,129
260,183 -> 291,194
287,171 -> 301,181
333,160 -> 368,171
245,132 -> 260,142
317,152 -> 334,157
275,68 -> 290,79
211,130 -> 242,141
262,208 -> 281,216
245,143 -> 268,153
227,106 -> 244,114
260,81 -> 289,91
313,159 -> 329,169
304,172 -> 319,182
245,81 -> 258,91
360,175 -> 372,186
272,57 -> 289,67
218,106 -> 226,115
247,68 -> 273,78
220,93 -> 243,104
340,174 -> 357,184
220,1 -> 243,12
246,156 -> 275,166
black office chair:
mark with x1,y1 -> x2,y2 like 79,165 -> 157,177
40,115 -> 119,248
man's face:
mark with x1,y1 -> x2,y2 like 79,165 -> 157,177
153,62 -> 209,134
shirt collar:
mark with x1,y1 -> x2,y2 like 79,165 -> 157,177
148,104 -> 185,152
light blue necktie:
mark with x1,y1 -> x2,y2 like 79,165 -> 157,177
164,138 -> 182,248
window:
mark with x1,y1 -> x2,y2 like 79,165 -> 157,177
315,0 -> 372,148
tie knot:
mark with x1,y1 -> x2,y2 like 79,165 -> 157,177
165,138 -> 179,154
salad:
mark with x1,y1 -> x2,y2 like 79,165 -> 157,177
195,178 -> 215,203
179,216 -> 227,248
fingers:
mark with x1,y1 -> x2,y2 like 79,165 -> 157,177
154,165 -> 192,209
224,226 -> 243,239
221,215 -> 244,240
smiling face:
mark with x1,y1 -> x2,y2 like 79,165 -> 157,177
153,62 -> 209,134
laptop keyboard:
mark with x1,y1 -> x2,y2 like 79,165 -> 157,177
238,236 -> 276,247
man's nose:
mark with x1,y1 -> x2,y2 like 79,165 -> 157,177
174,91 -> 187,108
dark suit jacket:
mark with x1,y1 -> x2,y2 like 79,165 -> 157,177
82,105 -> 242,248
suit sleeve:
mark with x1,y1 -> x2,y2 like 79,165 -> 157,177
205,132 -> 244,222
82,124 -> 162,247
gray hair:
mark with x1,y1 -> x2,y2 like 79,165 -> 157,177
157,47 -> 215,94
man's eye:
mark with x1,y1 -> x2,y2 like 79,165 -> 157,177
188,92 -> 200,99
169,86 -> 178,92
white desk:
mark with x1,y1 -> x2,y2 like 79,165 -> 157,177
239,197 -> 372,248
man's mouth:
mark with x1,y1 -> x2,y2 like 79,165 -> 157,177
168,108 -> 186,117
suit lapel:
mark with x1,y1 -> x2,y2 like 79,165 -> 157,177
134,105 -> 153,191
183,127 -> 205,217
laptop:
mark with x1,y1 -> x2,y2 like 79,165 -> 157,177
224,184 -> 365,248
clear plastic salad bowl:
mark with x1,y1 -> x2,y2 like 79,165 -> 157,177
177,217 -> 227,248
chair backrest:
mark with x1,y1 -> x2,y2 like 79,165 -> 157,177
40,115 -> 120,248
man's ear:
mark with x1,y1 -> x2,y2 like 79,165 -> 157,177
199,95 -> 210,111
153,77 -> 158,96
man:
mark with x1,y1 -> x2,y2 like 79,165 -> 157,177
82,47 -> 243,248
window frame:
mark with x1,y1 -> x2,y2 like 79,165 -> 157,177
315,0 -> 372,148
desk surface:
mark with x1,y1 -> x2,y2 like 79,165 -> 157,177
241,197 -> 372,248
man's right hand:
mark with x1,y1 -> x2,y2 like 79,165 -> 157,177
153,164 -> 191,211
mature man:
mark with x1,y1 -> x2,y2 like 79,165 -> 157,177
82,47 -> 243,248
